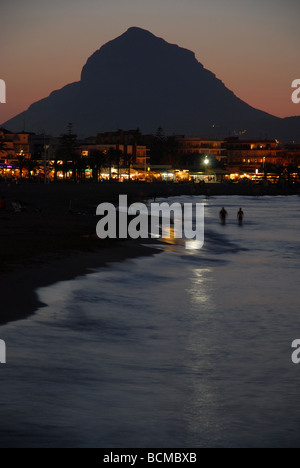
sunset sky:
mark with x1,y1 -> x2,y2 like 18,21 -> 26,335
1,0 -> 299,125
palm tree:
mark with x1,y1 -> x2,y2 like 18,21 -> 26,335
123,151 -> 135,181
50,151 -> 62,182
285,163 -> 298,183
24,158 -> 39,180
0,137 -> 8,164
76,157 -> 88,181
106,148 -> 123,181
261,162 -> 276,181
57,131 -> 78,180
89,150 -> 105,182
17,152 -> 26,178
113,149 -> 123,181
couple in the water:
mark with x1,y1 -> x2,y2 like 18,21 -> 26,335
220,207 -> 244,225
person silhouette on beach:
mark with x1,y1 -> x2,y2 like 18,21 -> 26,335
237,208 -> 244,226
220,207 -> 228,225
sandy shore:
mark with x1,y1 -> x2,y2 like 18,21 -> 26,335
0,241 -> 160,326
0,180 -> 298,326
0,182 -> 164,326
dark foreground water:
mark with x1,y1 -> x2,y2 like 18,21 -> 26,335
0,195 -> 300,448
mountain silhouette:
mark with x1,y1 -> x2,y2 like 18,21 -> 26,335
2,27 -> 300,140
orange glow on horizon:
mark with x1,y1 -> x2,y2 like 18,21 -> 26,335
1,0 -> 299,125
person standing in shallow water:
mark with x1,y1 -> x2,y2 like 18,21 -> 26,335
220,207 -> 228,225
237,208 -> 244,226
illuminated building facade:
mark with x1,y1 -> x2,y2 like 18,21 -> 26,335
0,129 -> 31,176
79,144 -> 149,166
0,127 -> 299,182
283,144 -> 300,166
177,138 -> 227,162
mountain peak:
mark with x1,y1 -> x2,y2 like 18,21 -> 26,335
81,27 -> 197,83
118,26 -> 166,44
3,28 -> 300,141
124,27 -> 156,37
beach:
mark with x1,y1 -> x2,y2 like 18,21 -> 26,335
0,181 -> 299,326
0,182 -> 164,326
0,194 -> 299,447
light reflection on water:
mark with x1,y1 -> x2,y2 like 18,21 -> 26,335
0,196 -> 300,447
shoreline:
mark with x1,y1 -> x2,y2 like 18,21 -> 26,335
0,182 -> 167,327
0,181 -> 299,327
0,240 -> 161,327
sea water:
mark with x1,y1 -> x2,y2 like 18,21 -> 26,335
0,195 -> 300,448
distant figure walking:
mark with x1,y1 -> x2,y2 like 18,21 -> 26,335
237,208 -> 244,226
220,207 -> 228,225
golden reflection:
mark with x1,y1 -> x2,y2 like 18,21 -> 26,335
187,268 -> 214,307
161,225 -> 185,246
183,267 -> 219,438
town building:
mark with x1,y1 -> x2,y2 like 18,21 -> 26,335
0,129 -> 31,161
28,134 -> 59,160
0,127 -> 299,182
0,129 -> 31,177
283,144 -> 300,166
79,144 -> 149,167
96,129 -> 142,145
177,138 -> 227,162
223,137 -> 284,180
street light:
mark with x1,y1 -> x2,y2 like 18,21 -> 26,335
203,156 -> 210,178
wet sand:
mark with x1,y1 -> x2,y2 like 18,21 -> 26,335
0,183 -> 163,326
0,241 -> 160,326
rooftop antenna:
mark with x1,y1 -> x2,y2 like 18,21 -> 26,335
68,122 -> 73,135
